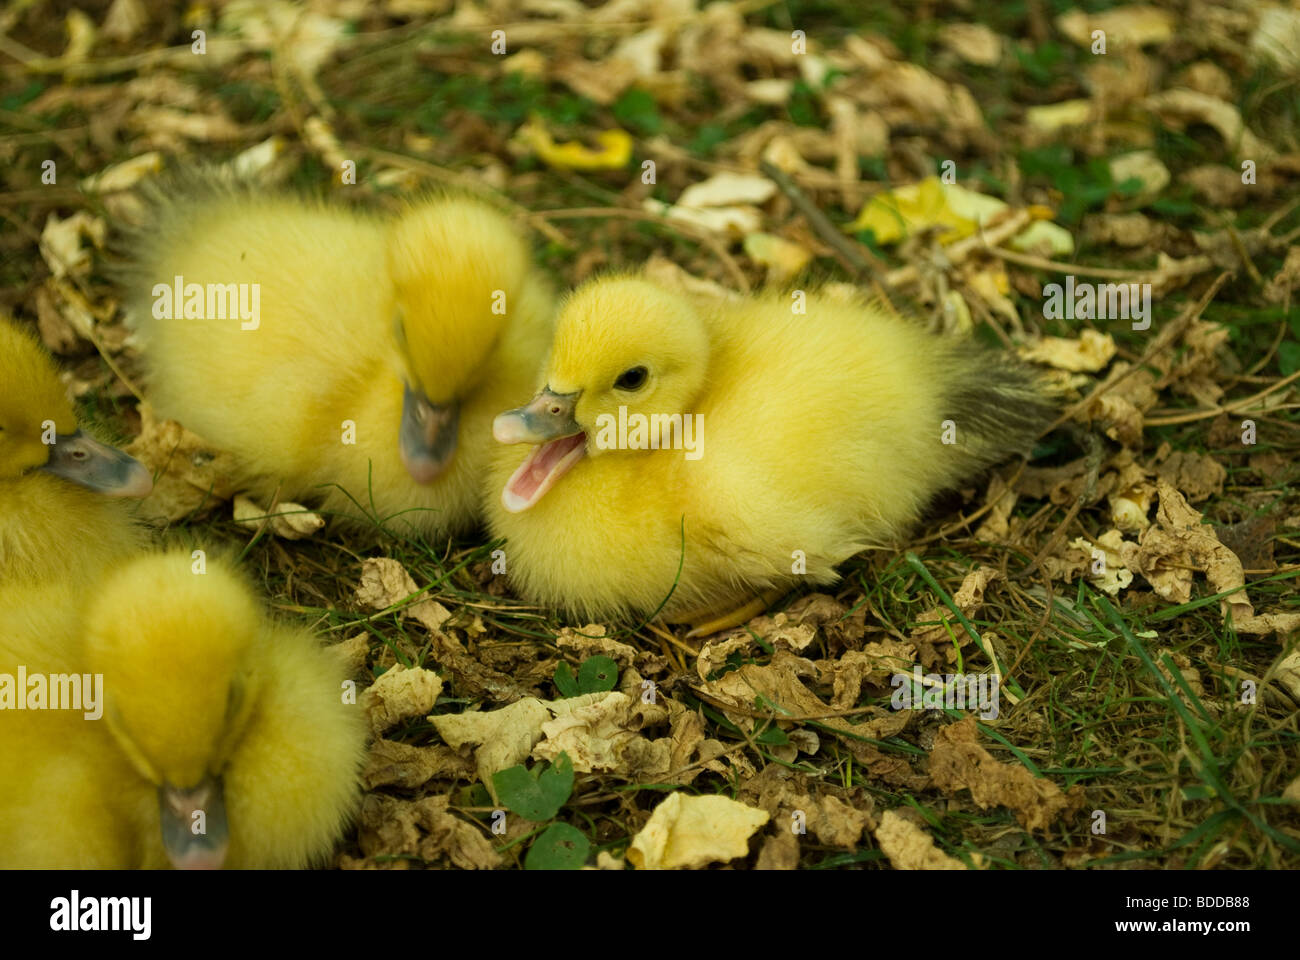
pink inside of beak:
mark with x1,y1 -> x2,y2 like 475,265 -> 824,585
502,434 -> 586,512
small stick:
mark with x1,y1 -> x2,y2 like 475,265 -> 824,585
758,158 -> 883,284
1040,271 -> 1231,437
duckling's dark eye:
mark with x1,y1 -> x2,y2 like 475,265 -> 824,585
614,366 -> 648,391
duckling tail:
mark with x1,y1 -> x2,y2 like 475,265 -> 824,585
940,348 -> 1059,469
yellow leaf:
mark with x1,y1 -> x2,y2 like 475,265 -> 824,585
845,177 -> 1006,245
743,232 -> 811,283
517,119 -> 632,170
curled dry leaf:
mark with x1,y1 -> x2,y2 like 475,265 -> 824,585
908,566 -> 1001,667
643,197 -> 762,237
1085,364 -> 1159,447
1235,611 -> 1300,638
701,649 -> 910,746
1182,165 -> 1253,207
1142,88 -> 1274,162
228,136 -> 289,181
349,794 -> 501,870
39,211 -> 107,280
1019,329 -> 1117,373
219,0 -> 348,79
740,767 -> 874,847
929,718 -> 1085,831
80,152 -> 163,193
532,691 -> 671,773
1274,651 -> 1300,701
875,810 -> 968,870
362,740 -> 475,791
1153,449 -> 1226,503
1084,212 -> 1159,248
1118,480 -> 1251,622
1056,5 -> 1175,48
124,402 -> 240,523
129,106 -> 243,144
102,0 -> 148,43
354,557 -> 450,635
554,626 -> 637,669
755,829 -> 800,870
1107,452 -> 1156,533
937,22 -> 1002,66
696,635 -> 753,681
974,467 -> 1020,542
361,664 -> 443,736
34,285 -> 86,355
331,634 -> 370,677
1025,99 -> 1092,137
1070,530 -> 1135,596
626,793 -> 769,870
232,494 -> 325,540
817,639 -> 917,709
1109,150 -> 1171,203
431,697 -> 555,801
743,610 -> 818,653
1262,245 -> 1300,305
642,252 -> 740,300
678,172 -> 776,208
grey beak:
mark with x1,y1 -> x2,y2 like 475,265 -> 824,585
159,775 -> 229,870
40,429 -> 153,498
493,388 -> 582,445
400,384 -> 459,484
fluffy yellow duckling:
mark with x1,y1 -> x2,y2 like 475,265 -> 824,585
0,551 -> 365,869
488,277 -> 1056,632
120,179 -> 553,538
0,317 -> 151,587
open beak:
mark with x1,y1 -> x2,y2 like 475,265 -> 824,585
494,388 -> 586,513
400,384 -> 459,484
159,775 -> 229,870
40,430 -> 153,498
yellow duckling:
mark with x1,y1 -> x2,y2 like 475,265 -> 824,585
120,180 -> 553,538
0,550 -> 365,869
488,276 -> 1056,633
0,316 -> 152,587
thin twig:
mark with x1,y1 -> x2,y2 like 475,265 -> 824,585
1040,271 -> 1232,436
758,158 -> 882,284
992,247 -> 1215,281
1142,368 -> 1300,426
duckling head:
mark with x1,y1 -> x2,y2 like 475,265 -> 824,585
494,277 -> 708,512
84,553 -> 264,870
0,319 -> 152,497
387,196 -> 531,483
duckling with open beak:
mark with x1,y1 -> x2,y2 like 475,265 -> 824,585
494,388 -> 587,512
